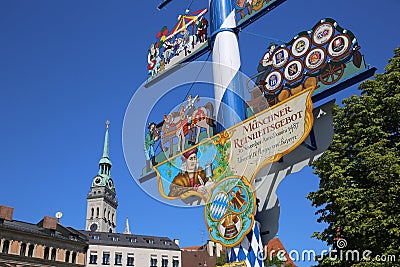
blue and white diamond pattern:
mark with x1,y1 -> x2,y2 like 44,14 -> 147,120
226,222 -> 265,267
209,192 -> 229,221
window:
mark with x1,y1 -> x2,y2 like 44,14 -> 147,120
28,245 -> 34,257
91,208 -> 94,218
127,253 -> 134,266
115,253 -> 122,265
162,257 -> 168,267
89,252 -> 98,264
92,235 -> 100,240
44,247 -> 49,259
173,259 -> 179,267
72,252 -> 77,263
128,237 -> 137,243
96,207 -> 100,218
65,251 -> 70,262
150,256 -> 157,267
146,239 -> 154,244
103,252 -> 110,265
51,248 -> 57,261
2,240 -> 9,254
20,243 -> 27,256
110,236 -> 119,241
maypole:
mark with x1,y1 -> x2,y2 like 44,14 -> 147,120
209,1 -> 264,266
209,0 -> 247,131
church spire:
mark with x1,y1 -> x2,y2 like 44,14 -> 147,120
124,216 -> 131,235
99,120 -> 112,176
102,120 -> 110,159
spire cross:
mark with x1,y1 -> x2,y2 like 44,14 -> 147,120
106,120 -> 110,129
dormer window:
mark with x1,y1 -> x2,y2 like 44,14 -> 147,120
128,237 -> 137,243
111,236 -> 119,241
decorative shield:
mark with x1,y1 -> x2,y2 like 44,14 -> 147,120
205,176 -> 256,247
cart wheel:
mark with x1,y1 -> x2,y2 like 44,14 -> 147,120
319,63 -> 345,85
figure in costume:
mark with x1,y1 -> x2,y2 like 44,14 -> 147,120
144,122 -> 159,172
168,147 -> 211,198
256,42 -> 276,85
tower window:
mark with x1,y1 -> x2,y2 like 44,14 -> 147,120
96,207 -> 99,218
91,208 -> 94,219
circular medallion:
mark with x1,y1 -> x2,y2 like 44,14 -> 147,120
291,36 -> 311,58
272,47 -> 290,68
284,60 -> 303,81
312,22 -> 334,46
218,214 -> 242,240
205,176 -> 256,247
305,48 -> 326,70
264,71 -> 282,92
327,34 -> 351,58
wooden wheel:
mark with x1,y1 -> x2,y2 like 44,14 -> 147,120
319,62 -> 345,85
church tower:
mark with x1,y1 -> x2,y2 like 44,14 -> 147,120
86,121 -> 118,233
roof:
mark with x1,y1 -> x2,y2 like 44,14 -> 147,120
266,237 -> 297,267
181,245 -> 202,251
0,219 -> 88,245
80,231 -> 180,251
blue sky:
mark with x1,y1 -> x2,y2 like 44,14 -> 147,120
1,1 -> 399,266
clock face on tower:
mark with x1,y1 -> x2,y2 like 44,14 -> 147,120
89,221 -> 99,232
107,179 -> 114,189
93,176 -> 103,186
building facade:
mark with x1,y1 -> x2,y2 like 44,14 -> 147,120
0,206 -> 87,267
81,231 -> 181,267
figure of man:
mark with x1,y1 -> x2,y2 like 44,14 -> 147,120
184,94 -> 199,145
230,188 -> 246,211
256,42 -> 277,85
168,147 -> 210,198
144,122 -> 159,172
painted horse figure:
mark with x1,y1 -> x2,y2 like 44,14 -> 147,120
190,102 -> 215,144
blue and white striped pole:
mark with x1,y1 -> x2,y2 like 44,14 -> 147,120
209,1 -> 265,266
209,0 -> 247,131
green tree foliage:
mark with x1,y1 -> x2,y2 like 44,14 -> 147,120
216,249 -> 227,266
307,46 -> 400,267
